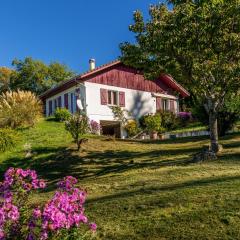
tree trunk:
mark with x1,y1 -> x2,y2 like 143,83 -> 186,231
77,140 -> 81,151
209,111 -> 219,153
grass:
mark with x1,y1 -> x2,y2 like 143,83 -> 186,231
169,122 -> 207,134
0,119 -> 240,239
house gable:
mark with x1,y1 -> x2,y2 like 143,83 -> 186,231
84,64 -> 174,95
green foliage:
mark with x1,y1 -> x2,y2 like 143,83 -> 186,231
192,93 -> 240,136
0,67 -> 14,93
143,114 -> 164,133
65,113 -> 90,151
0,90 -> 42,129
158,110 -> 179,131
0,128 -> 16,152
54,108 -> 72,122
121,0 -> 240,151
48,62 -> 74,84
125,120 -> 140,137
10,57 -> 75,95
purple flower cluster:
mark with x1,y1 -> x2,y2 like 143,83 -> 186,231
0,168 -> 46,240
37,176 -> 96,239
0,169 -> 96,240
90,120 -> 101,134
178,112 -> 192,121
2,168 -> 46,192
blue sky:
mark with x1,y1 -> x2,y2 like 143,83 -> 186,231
0,0 -> 163,73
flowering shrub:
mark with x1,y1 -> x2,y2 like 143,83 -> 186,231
0,168 -> 96,240
178,112 -> 192,126
90,120 -> 101,134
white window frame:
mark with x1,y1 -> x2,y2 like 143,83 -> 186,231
107,90 -> 119,106
162,98 -> 170,111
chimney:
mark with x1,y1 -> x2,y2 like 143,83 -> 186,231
89,59 -> 96,71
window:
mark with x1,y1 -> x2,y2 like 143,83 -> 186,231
100,89 -> 125,107
108,90 -> 118,105
162,99 -> 169,111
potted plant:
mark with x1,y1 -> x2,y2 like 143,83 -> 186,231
144,114 -> 163,140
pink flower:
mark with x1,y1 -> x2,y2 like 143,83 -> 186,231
0,169 -> 96,239
33,208 -> 41,219
30,170 -> 37,180
89,222 -> 97,232
39,180 -> 46,189
0,230 -> 5,239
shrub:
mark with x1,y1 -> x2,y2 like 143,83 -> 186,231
90,120 -> 101,134
143,114 -> 164,133
0,128 -> 16,152
178,112 -> 192,127
54,108 -> 71,122
125,120 -> 139,137
110,106 -> 129,126
158,110 -> 179,131
0,168 -> 96,240
65,113 -> 90,151
0,90 -> 42,128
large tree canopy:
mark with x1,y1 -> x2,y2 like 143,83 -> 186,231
10,57 -> 75,95
120,0 -> 240,152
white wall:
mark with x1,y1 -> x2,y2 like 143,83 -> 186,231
45,82 -> 179,138
84,82 -> 158,123
45,85 -> 86,116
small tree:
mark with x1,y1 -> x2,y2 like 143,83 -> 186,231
65,113 -> 90,151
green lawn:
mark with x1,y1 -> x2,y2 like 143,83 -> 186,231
169,122 -> 207,134
0,119 -> 240,240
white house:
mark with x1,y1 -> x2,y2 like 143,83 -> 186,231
40,60 -> 189,138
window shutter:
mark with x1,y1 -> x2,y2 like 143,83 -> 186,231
49,100 -> 52,116
100,88 -> 108,105
64,93 -> 68,109
119,91 -> 125,107
156,97 -> 162,111
58,96 -> 62,108
170,100 -> 175,112
70,93 -> 74,113
54,99 -> 57,110
75,88 -> 80,110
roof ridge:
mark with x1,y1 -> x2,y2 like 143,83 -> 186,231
39,59 -> 120,97
79,59 -> 120,77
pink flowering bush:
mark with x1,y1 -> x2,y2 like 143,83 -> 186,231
90,120 -> 101,135
178,112 -> 192,126
0,168 -> 96,240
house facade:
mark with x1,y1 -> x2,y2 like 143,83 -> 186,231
40,60 -> 189,138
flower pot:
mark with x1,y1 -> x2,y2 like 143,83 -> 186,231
159,134 -> 164,140
151,131 -> 158,140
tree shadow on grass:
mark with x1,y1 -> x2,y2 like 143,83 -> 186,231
87,174 -> 240,204
0,133 -> 239,192
0,145 -> 199,191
